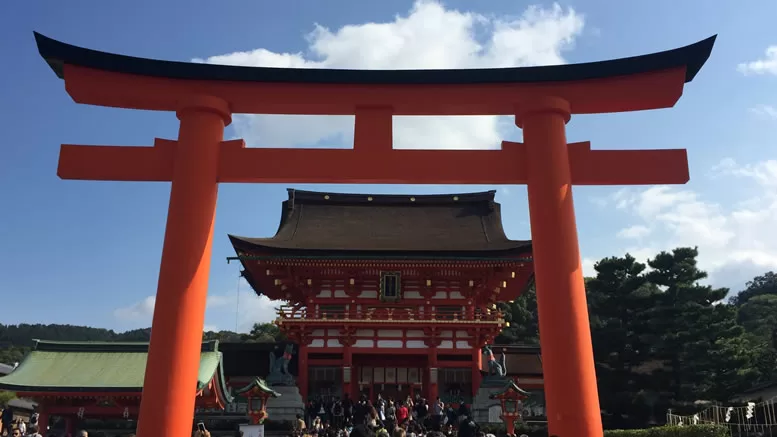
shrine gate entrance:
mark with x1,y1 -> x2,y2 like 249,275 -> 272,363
32,31 -> 716,437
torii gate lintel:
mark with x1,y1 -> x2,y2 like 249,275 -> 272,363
57,138 -> 689,186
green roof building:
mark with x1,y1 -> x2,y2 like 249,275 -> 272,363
0,340 -> 233,433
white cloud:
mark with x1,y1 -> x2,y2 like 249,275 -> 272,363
113,296 -> 156,321
602,159 -> 777,290
194,1 -> 584,149
581,257 -> 596,278
616,224 -> 651,240
750,104 -> 777,120
738,46 -> 777,75
113,279 -> 279,333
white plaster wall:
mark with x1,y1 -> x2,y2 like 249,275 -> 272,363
377,330 -> 402,337
377,340 -> 403,348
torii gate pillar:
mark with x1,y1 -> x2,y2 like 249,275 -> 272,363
136,96 -> 231,437
520,96 -> 601,436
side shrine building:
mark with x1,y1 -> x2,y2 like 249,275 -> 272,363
230,189 -> 535,404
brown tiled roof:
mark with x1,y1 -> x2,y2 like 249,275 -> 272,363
229,189 -> 531,255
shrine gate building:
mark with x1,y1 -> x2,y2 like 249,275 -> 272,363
230,189 -> 535,403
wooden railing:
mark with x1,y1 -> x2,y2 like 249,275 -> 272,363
276,304 -> 502,322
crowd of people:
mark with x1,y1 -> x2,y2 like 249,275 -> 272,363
296,394 -> 483,437
1,406 -> 43,437
2,393 -> 485,437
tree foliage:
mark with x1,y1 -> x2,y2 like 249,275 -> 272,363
496,247 -> 776,428
0,322 -> 282,364
0,390 -> 16,407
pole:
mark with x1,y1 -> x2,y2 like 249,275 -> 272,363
135,96 -> 231,437
518,96 -> 603,437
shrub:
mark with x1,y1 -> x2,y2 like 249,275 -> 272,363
603,425 -> 729,437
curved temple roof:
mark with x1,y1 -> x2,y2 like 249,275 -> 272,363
0,340 -> 232,404
229,189 -> 532,256
34,32 -> 716,85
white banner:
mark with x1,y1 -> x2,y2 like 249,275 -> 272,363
239,424 -> 265,437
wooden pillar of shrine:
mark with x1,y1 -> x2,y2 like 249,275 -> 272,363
518,96 -> 602,437
428,346 -> 439,401
35,404 -> 49,435
298,344 -> 309,401
135,96 -> 231,437
471,347 -> 482,398
343,344 -> 353,400
64,416 -> 74,436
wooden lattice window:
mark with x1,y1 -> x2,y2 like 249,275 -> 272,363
380,271 -> 402,302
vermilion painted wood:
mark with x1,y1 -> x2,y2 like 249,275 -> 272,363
58,140 -> 689,185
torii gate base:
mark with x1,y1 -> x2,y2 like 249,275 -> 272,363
33,32 -> 716,437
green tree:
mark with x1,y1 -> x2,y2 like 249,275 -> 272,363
0,390 -> 15,407
587,254 -> 659,426
731,272 -> 777,306
203,330 -> 245,342
245,323 -> 284,342
643,247 -> 754,402
496,281 -> 539,345
732,273 -> 777,384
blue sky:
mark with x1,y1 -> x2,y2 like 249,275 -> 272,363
1,0 -> 776,332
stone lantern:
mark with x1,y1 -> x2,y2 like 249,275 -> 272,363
489,379 -> 529,437
234,378 -> 281,425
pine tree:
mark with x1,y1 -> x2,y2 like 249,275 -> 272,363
644,247 -> 753,402
495,281 -> 539,345
587,254 -> 658,426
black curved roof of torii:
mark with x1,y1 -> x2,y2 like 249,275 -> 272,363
33,32 -> 716,85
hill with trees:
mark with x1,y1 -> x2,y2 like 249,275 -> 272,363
0,322 -> 282,365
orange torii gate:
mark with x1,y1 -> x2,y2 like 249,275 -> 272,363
34,32 -> 716,437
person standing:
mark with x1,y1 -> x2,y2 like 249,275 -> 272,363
1,406 -> 14,436
396,401 -> 408,426
432,398 -> 444,431
384,400 -> 396,432
296,414 -> 307,432
333,399 -> 344,429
